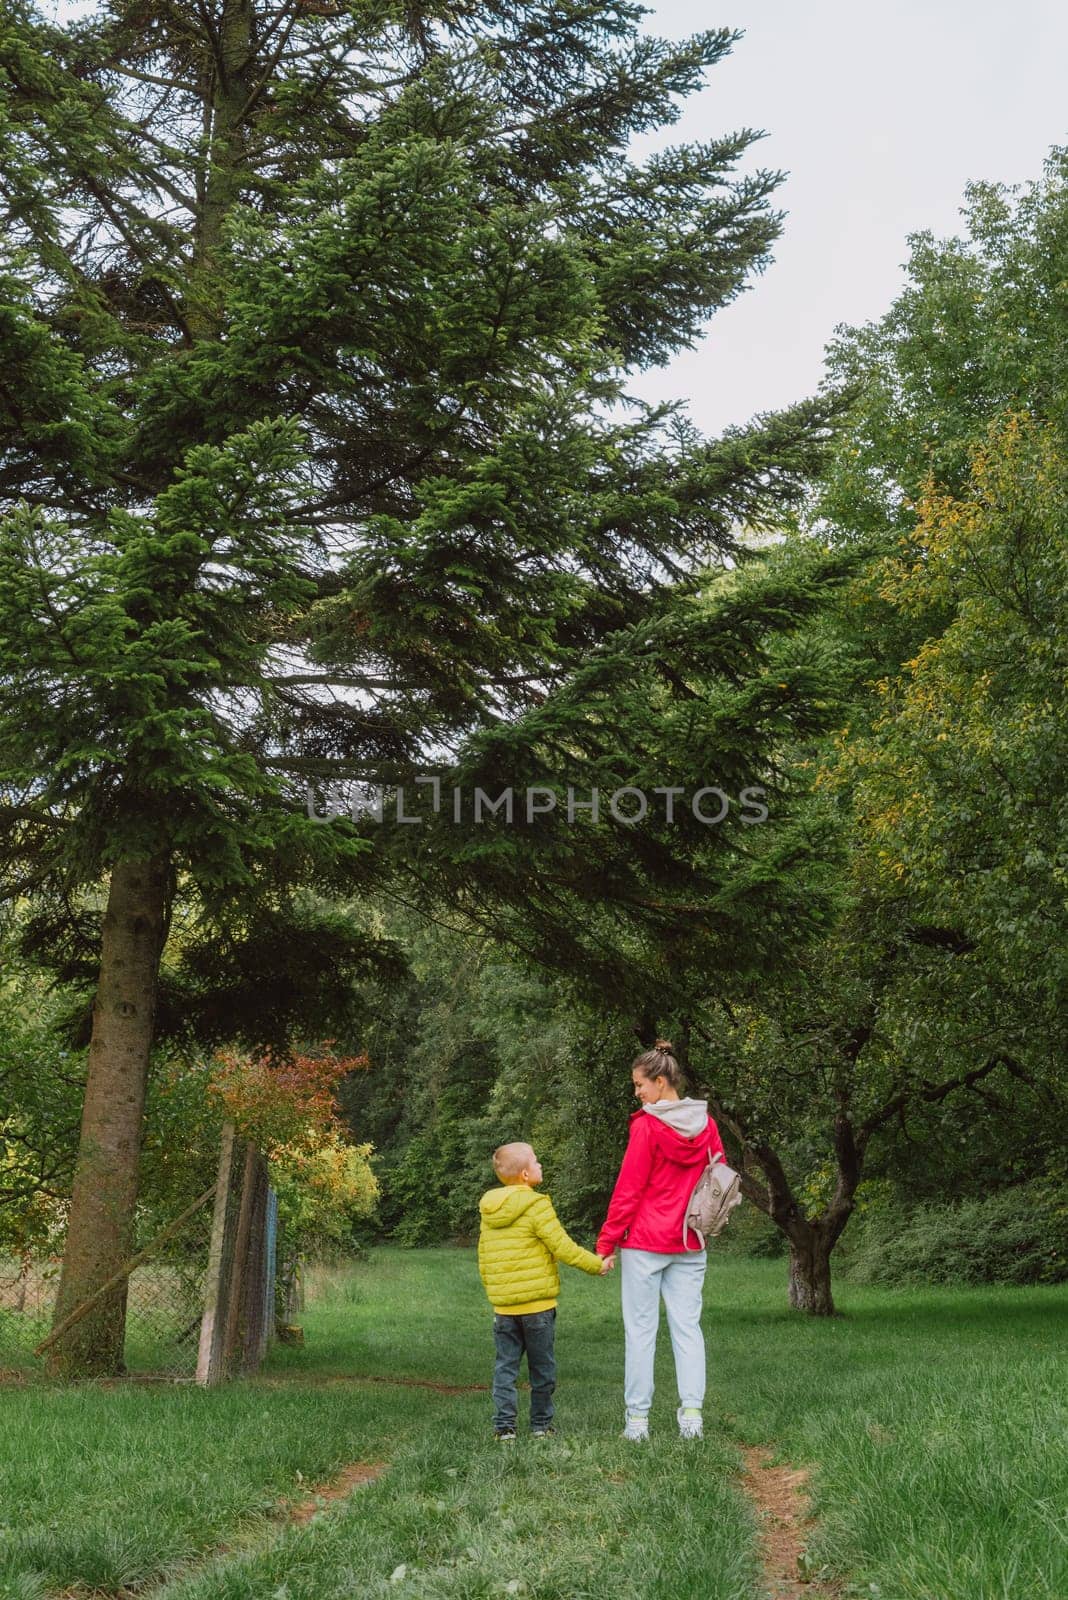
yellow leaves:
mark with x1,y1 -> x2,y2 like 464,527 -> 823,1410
875,848 -> 908,881
271,1129 -> 379,1247
842,408 -> 1068,916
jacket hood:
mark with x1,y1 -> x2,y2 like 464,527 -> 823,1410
639,1098 -> 713,1165
479,1185 -> 544,1228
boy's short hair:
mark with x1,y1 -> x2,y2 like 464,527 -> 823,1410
493,1142 -> 533,1180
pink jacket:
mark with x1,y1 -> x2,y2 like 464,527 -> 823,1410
596,1103 -> 726,1255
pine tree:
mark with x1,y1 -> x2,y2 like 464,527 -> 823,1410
1,0 -> 838,1372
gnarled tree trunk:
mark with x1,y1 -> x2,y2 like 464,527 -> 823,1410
700,1088 -> 855,1319
46,854 -> 169,1377
787,1227 -> 836,1315
785,1107 -> 862,1316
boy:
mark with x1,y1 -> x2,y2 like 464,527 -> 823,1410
478,1141 -> 612,1440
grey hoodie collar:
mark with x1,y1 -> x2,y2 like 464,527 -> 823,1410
642,1097 -> 708,1137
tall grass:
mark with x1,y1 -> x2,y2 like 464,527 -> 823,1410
0,1251 -> 1063,1600
705,1262 -> 1066,1599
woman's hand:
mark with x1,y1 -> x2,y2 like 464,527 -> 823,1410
600,1253 -> 616,1274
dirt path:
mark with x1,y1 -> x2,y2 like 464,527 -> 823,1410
52,1458 -> 387,1600
39,1373 -> 837,1600
275,1458 -> 387,1526
740,1446 -> 839,1599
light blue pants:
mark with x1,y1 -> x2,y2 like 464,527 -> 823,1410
620,1247 -> 707,1415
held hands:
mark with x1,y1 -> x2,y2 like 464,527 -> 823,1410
599,1253 -> 616,1274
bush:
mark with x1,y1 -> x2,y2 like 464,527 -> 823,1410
716,1200 -> 787,1259
844,1182 -> 1068,1287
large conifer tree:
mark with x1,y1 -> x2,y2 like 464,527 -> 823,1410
0,0 -> 838,1372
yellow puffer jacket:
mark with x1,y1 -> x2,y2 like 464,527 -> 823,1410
478,1184 -> 604,1314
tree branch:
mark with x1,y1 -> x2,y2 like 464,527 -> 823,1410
859,1053 -> 1018,1144
111,65 -> 198,94
237,0 -> 301,122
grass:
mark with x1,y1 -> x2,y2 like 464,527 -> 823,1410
0,1251 -> 1064,1600
699,1260 -> 1067,1600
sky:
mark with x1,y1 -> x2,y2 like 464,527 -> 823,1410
629,0 -> 1068,436
49,0 -> 1068,438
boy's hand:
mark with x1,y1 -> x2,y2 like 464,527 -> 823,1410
600,1254 -> 615,1274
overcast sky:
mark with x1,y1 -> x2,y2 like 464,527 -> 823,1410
629,0 -> 1068,436
51,0 -> 1067,438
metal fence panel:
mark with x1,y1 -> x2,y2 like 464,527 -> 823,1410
1,1123 -> 277,1384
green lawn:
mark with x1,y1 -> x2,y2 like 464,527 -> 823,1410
0,1251 -> 1063,1600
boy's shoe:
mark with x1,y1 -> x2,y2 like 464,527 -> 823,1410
622,1413 -> 650,1442
493,1427 -> 517,1441
531,1425 -> 556,1438
677,1407 -> 703,1440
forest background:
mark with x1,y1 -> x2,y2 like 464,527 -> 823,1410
1,0 -> 1067,1379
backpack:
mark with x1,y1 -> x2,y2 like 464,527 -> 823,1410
683,1151 -> 742,1248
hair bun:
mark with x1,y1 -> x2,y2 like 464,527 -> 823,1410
654,1038 -> 674,1053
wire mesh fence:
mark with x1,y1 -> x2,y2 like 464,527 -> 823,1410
0,1254 -> 58,1377
127,1196 -> 218,1379
0,1124 -> 280,1383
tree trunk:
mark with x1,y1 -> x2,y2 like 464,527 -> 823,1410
787,1230 -> 836,1316
187,0 -> 256,343
46,854 -> 169,1378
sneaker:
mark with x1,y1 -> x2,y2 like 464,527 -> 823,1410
531,1425 -> 556,1438
677,1406 -> 703,1439
493,1427 -> 517,1441
622,1413 -> 650,1442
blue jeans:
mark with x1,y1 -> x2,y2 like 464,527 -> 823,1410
491,1308 -> 557,1431
620,1248 -> 707,1415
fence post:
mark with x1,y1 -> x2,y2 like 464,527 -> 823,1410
221,1139 -> 258,1372
236,1148 -> 270,1372
262,1187 -> 278,1363
196,1122 -> 237,1386
196,1127 -> 277,1384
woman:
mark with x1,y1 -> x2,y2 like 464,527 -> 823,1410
597,1039 -> 725,1441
